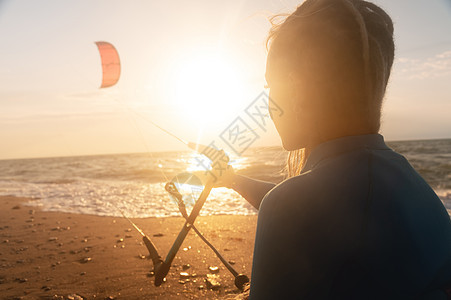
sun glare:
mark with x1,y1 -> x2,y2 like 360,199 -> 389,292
173,52 -> 245,128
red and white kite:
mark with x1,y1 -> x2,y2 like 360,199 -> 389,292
95,41 -> 120,88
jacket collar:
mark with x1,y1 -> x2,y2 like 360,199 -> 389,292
302,134 -> 390,172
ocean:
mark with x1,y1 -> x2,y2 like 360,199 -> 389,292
0,139 -> 450,218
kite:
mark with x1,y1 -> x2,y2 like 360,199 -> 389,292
95,41 -> 120,88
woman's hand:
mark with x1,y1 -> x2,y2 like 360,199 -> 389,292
192,160 -> 236,188
212,163 -> 235,188
188,143 -> 236,188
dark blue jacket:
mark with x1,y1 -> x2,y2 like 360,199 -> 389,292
250,134 -> 451,299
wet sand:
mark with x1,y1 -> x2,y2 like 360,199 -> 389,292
0,196 -> 256,299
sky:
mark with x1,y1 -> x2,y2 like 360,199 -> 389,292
0,0 -> 450,159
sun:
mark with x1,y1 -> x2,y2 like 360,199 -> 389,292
173,52 -> 245,127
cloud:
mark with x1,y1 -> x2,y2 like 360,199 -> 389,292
395,50 -> 451,80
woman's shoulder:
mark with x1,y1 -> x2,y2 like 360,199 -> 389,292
260,161 -> 369,216
260,171 -> 319,210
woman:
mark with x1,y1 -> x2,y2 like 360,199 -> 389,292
220,0 -> 451,298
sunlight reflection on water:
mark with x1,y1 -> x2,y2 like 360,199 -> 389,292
0,140 -> 449,217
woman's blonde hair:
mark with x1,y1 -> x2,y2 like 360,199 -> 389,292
267,0 -> 395,177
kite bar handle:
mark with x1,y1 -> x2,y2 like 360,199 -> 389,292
154,180 -> 214,286
165,181 -> 249,290
142,235 -> 163,270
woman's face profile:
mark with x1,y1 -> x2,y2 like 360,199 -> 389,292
266,49 -> 313,151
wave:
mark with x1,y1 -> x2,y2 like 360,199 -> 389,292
0,179 -> 257,218
0,139 -> 449,217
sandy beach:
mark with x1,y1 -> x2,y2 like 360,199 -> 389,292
0,196 -> 256,299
